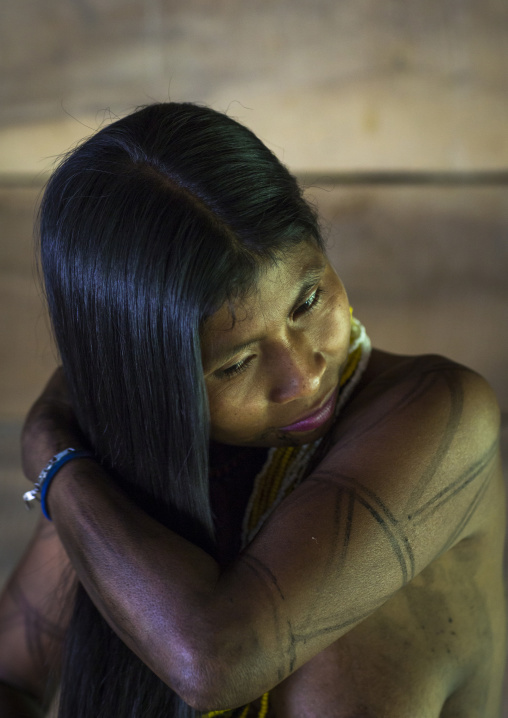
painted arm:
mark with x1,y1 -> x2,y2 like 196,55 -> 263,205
21,359 -> 501,712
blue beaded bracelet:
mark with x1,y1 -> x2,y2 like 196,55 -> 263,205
23,448 -> 93,520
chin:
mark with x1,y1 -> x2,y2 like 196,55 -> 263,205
213,419 -> 333,448
267,425 -> 330,447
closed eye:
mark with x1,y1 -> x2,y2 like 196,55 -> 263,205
220,355 -> 254,380
293,287 -> 324,319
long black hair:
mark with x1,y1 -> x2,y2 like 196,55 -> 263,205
38,102 -> 323,717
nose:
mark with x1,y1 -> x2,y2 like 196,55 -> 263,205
268,336 -> 326,404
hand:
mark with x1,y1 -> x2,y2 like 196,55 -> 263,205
21,368 -> 85,483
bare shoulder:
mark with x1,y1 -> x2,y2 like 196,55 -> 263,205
315,349 -> 502,557
335,349 -> 500,451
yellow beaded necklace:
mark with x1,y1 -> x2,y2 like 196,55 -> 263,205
203,314 -> 371,718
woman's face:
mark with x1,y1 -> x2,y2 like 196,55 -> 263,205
202,243 -> 351,447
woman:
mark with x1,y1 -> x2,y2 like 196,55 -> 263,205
0,102 -> 505,718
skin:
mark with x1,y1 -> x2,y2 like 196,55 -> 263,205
0,243 -> 505,717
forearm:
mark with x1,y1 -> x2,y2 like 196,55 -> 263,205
20,377 -> 269,708
0,682 -> 45,718
47,459 -> 253,709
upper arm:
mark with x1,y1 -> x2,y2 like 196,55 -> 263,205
210,359 -> 501,702
0,514 -> 75,705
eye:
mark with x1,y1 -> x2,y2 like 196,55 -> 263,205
293,287 -> 324,318
220,356 -> 253,380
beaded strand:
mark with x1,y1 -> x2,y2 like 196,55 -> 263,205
204,692 -> 269,718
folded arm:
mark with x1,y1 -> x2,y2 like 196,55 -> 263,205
22,358 -> 501,712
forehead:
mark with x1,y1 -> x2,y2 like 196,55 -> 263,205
201,243 -> 326,369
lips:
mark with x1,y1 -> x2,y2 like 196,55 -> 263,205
279,386 -> 339,433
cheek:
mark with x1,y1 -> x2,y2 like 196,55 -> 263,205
317,297 -> 350,357
208,384 -> 255,434
207,378 -> 269,444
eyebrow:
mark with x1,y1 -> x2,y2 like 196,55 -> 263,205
206,260 -> 326,371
